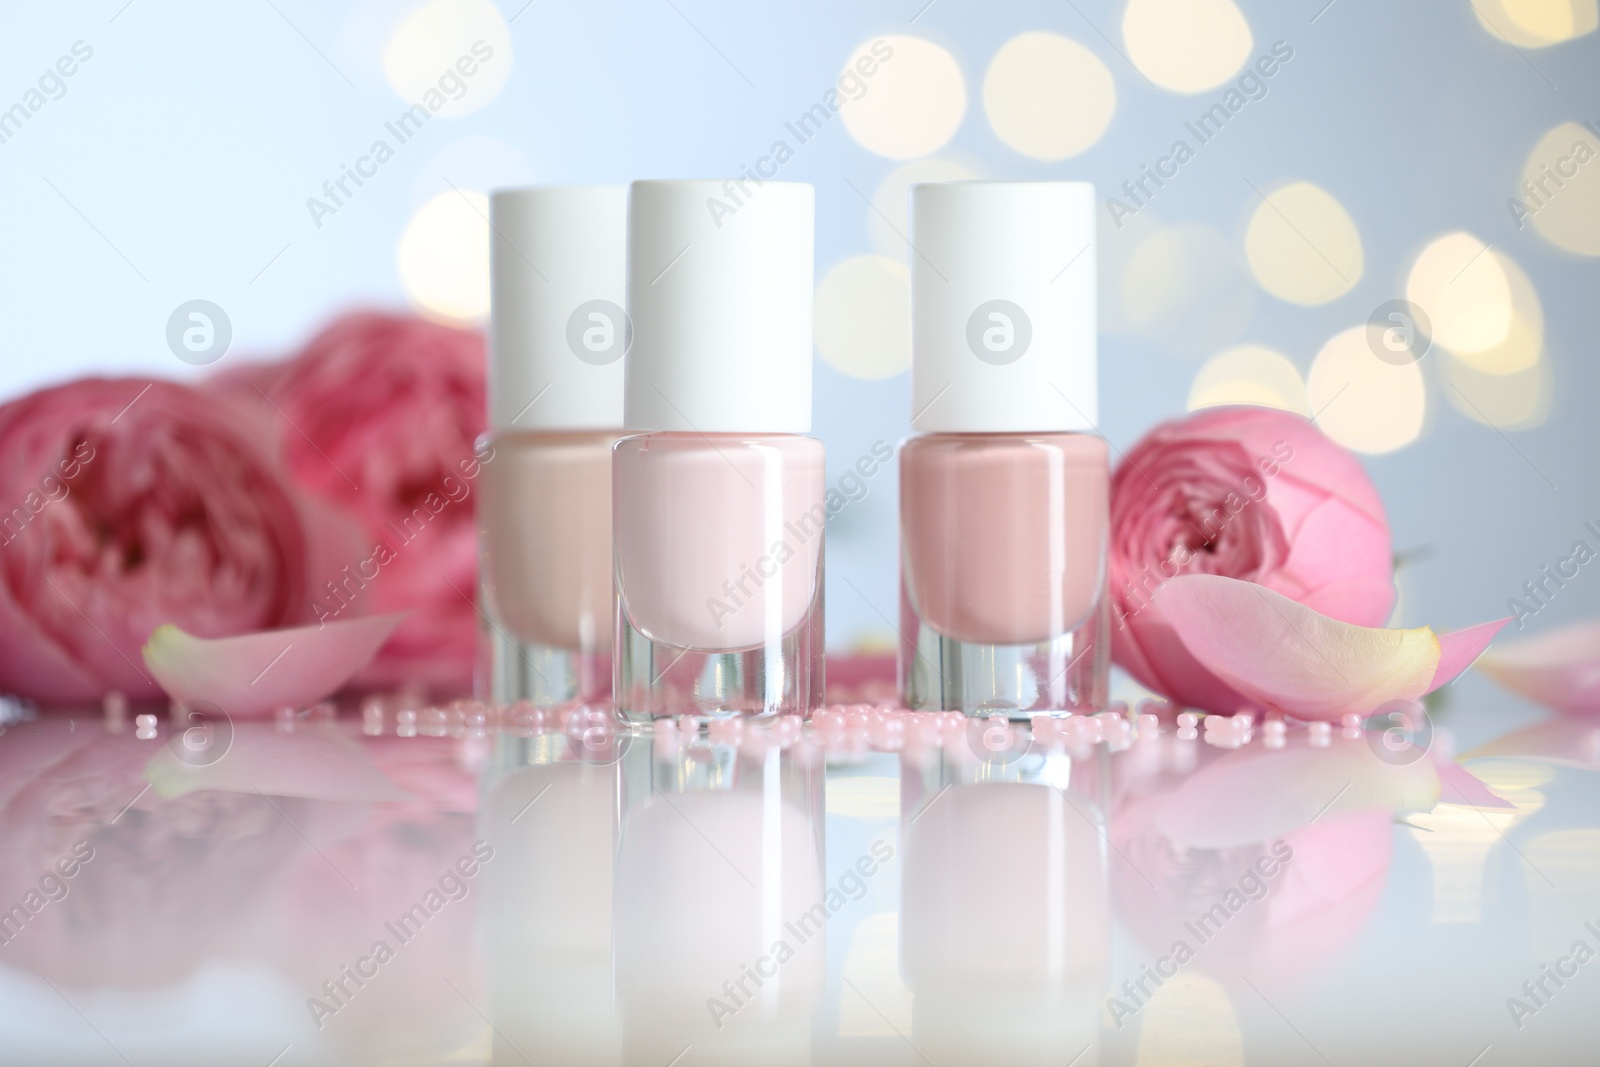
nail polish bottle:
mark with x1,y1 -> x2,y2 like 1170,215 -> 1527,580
899,181 -> 1109,718
479,186 -> 629,707
614,180 -> 824,723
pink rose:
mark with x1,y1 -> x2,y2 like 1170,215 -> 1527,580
214,311 -> 488,693
0,379 -> 337,705
1109,406 -> 1394,713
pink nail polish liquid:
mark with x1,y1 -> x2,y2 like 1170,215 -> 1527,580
899,182 -> 1110,717
614,181 -> 824,722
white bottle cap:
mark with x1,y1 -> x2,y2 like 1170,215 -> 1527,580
488,185 -> 628,432
910,181 -> 1097,433
625,180 -> 814,434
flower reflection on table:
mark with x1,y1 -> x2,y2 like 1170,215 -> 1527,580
0,688 -> 1592,1065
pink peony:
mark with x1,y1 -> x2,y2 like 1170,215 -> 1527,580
1109,406 -> 1395,714
0,379 -> 342,705
213,311 -> 488,693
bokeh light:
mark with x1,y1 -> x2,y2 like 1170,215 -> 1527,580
1525,829 -> 1600,959
837,913 -> 913,1037
1410,761 -> 1549,924
1134,973 -> 1244,1066
840,36 -> 966,160
1308,326 -> 1427,454
384,0 -> 512,118
982,31 -> 1116,160
1121,223 -> 1256,358
868,157 -> 981,261
814,255 -> 912,380
1472,0 -> 1598,47
1123,0 -> 1254,93
1188,345 -> 1309,413
1405,232 -> 1512,356
1244,181 -> 1363,305
1444,349 -> 1553,430
409,135 -> 534,212
1099,208 -> 1165,334
396,189 -> 490,323
1452,250 -> 1544,375
1517,121 -> 1600,256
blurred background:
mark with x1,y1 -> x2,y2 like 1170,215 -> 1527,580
3,0 -> 1597,734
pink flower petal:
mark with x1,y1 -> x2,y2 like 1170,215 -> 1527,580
1153,739 -> 1441,849
1429,618 -> 1511,693
1475,619 -> 1600,715
141,613 -> 406,717
1155,574 -> 1440,720
145,724 -> 411,801
1431,755 -> 1515,808
1463,719 -> 1600,769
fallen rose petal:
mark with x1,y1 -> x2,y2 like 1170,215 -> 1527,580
1432,756 -> 1515,808
0,378 -> 344,704
1430,618 -> 1512,692
1153,739 -> 1440,849
1156,573 -> 1440,720
364,736 -> 480,813
142,613 -> 406,718
1110,407 -> 1396,715
1474,619 -> 1600,716
145,724 -> 410,801
1462,719 -> 1600,770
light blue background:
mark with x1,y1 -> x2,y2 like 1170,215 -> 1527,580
2,0 -> 1596,732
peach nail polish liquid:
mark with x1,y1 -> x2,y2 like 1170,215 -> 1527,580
479,186 -> 628,708
899,182 -> 1110,717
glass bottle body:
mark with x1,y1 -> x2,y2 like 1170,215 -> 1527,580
899,432 -> 1110,717
479,429 -> 622,707
613,432 -> 825,722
